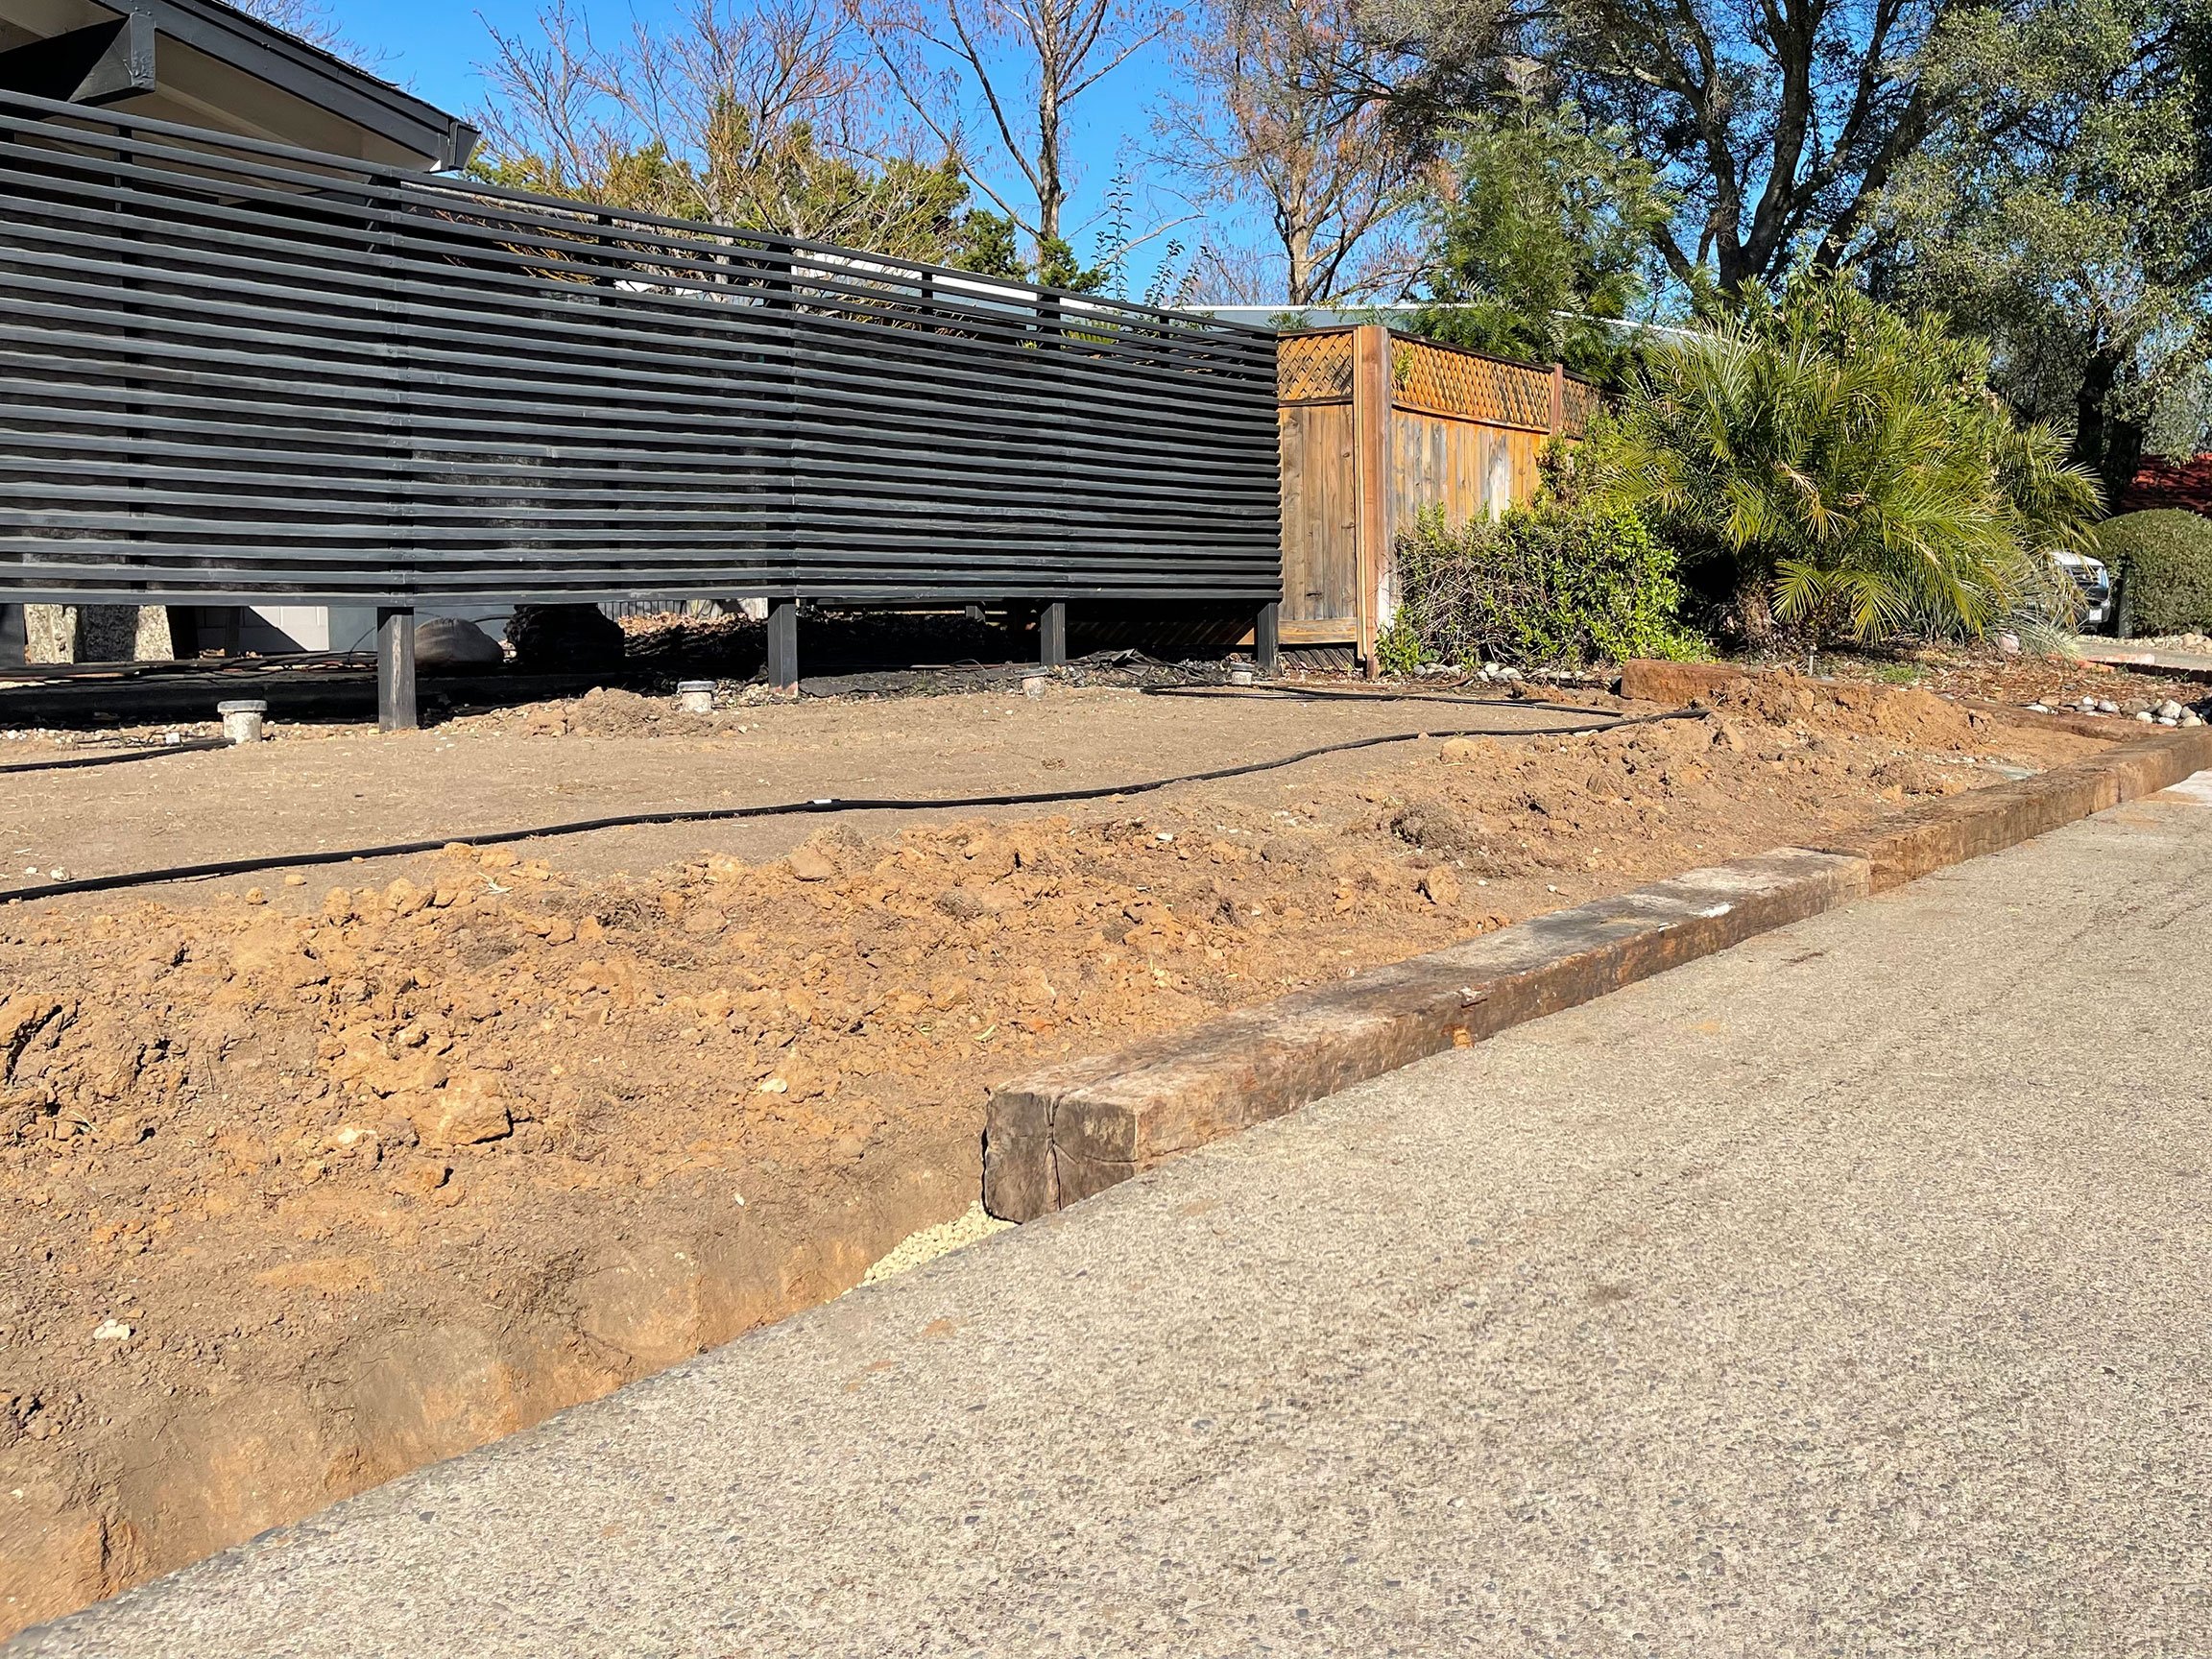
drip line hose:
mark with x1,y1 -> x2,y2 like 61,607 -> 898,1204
0,736 -> 231,776
0,682 -> 1699,907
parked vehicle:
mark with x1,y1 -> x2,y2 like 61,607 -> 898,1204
2054,549 -> 2112,629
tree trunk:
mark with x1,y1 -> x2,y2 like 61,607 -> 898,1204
2099,418 -> 2145,511
1285,220 -> 1316,306
2073,346 -> 2141,507
1729,571 -> 1778,651
1036,88 -> 1063,248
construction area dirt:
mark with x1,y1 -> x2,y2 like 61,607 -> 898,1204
0,663 -> 2141,1635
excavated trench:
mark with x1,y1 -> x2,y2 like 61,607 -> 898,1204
5,1131 -> 975,1634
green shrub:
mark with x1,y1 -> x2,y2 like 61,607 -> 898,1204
1374,616 -> 1426,676
2101,509 -> 2212,637
1388,502 -> 1707,669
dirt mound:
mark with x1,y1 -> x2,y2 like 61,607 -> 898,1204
518,685 -> 736,739
1699,668 -> 1978,748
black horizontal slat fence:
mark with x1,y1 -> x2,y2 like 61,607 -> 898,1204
0,88 -> 1282,608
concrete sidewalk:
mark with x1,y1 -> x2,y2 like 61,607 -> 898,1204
2078,637 -> 2212,680
21,782 -> 2212,1656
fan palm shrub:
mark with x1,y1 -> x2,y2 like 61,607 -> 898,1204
1578,270 -> 2103,647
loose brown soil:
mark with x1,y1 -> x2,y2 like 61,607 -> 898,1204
0,669 -> 2107,1634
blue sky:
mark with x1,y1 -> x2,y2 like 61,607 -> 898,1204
334,0 -> 1199,290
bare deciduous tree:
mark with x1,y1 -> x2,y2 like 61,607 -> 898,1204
230,0 -> 387,66
476,0 -> 979,254
477,0 -> 627,198
609,0 -> 889,221
851,0 -> 1171,251
1157,0 -> 1411,302
1177,238 -> 1276,303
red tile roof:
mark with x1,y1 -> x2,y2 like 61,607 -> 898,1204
2121,454 -> 2212,516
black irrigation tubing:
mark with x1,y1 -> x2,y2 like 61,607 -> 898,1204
0,737 -> 230,775
0,707 -> 1701,906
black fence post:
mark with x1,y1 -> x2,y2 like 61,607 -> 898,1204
767,598 -> 799,691
1039,601 -> 1067,668
1255,600 -> 1280,678
376,607 -> 417,731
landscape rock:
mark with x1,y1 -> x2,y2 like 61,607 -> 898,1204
786,845 -> 838,882
407,1073 -> 513,1149
1618,659 -> 1748,706
391,1158 -> 451,1198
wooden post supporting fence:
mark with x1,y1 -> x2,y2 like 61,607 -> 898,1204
1038,601 -> 1067,668
375,607 -> 416,733
1351,324 -> 1392,682
766,598 -> 799,691
1255,600 -> 1280,678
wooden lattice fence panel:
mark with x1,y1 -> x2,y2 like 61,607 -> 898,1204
1559,375 -> 1600,438
1280,328 -> 1599,434
1388,338 -> 1557,430
1277,330 -> 1357,403
1274,324 -> 1603,667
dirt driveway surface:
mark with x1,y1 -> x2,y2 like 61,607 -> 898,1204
2,685 -> 1619,895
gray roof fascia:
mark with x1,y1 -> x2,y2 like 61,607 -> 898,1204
120,0 -> 477,169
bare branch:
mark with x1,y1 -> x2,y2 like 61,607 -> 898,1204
473,0 -> 988,259
1154,0 -> 1415,302
851,0 -> 1172,246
